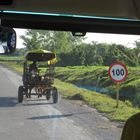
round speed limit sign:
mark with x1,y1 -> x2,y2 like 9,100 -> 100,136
108,62 -> 128,83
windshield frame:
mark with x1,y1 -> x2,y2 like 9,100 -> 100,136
1,12 -> 140,35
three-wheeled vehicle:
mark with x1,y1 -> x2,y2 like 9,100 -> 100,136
18,49 -> 58,103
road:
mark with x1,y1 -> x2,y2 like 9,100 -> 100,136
0,65 -> 123,140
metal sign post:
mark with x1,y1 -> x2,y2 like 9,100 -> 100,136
108,62 -> 128,108
116,82 -> 120,108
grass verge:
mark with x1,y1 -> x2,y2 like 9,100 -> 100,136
54,79 -> 140,121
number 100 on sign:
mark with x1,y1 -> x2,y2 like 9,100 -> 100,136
108,63 -> 128,83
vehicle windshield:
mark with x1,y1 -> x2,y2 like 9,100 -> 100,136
1,28 -> 140,140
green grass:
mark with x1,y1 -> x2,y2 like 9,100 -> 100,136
55,66 -> 140,103
0,61 -> 23,73
54,79 -> 140,121
55,66 -> 110,86
1,61 -> 140,121
0,56 -> 23,61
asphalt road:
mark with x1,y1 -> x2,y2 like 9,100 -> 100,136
0,65 -> 123,140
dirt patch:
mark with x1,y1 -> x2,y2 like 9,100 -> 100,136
69,100 -> 85,107
70,93 -> 83,100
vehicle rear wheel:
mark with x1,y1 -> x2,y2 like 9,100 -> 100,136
52,87 -> 58,103
18,86 -> 24,103
46,90 -> 51,100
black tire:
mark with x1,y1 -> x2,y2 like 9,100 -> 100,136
24,86 -> 28,98
52,87 -> 58,103
18,86 -> 24,103
46,90 -> 51,100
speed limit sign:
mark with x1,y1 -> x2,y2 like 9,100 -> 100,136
108,62 -> 128,83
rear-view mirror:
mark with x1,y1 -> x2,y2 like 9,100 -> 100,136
72,32 -> 86,37
0,26 -> 16,54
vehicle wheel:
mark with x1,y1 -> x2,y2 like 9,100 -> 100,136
52,87 -> 58,103
46,90 -> 51,100
18,86 -> 24,103
24,86 -> 28,98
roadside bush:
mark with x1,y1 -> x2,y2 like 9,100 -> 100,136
120,85 -> 136,100
133,93 -> 140,107
124,100 -> 132,107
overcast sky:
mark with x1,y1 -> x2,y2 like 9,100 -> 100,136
15,29 -> 26,48
85,33 -> 140,48
15,28 -> 140,49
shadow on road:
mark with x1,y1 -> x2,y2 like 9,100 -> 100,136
28,111 -> 91,120
25,98 -> 48,102
23,102 -> 53,106
0,97 -> 17,107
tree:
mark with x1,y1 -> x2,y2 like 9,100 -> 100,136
20,29 -> 139,67
20,30 -> 84,53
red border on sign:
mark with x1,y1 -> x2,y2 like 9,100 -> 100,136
108,62 -> 128,83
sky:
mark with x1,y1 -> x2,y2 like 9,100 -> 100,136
15,28 -> 26,48
85,33 -> 140,48
15,28 -> 140,49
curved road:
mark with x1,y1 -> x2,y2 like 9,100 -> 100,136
0,65 -> 123,140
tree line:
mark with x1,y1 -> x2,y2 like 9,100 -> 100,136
14,29 -> 140,66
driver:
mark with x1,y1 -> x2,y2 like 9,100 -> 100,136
28,61 -> 40,84
29,61 -> 38,73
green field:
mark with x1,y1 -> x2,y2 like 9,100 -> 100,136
0,56 -> 23,61
55,66 -> 140,106
1,58 -> 140,122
